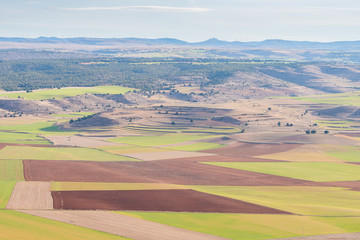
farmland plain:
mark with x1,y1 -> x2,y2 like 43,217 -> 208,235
0,146 -> 137,161
203,162 -> 360,182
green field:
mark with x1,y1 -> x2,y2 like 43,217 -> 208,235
118,212 -> 360,240
0,131 -> 50,145
164,142 -> 224,151
109,133 -> 218,147
0,182 -> 16,208
0,210 -> 128,240
326,146 -> 360,162
0,146 -> 137,161
51,182 -> 188,191
294,91 -> 360,106
203,162 -> 360,182
0,121 -> 67,135
0,160 -> 24,181
192,186 -> 360,216
0,85 -> 133,100
316,120 -> 360,131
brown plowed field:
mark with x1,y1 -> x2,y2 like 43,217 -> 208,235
202,142 -> 301,157
24,159 -> 311,186
51,189 -> 291,214
20,210 -> 229,240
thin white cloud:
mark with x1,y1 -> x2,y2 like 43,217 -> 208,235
27,1 -> 41,4
60,6 -> 211,13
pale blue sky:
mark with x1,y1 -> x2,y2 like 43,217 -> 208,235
1,0 -> 360,42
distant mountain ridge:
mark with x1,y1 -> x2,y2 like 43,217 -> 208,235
0,37 -> 360,50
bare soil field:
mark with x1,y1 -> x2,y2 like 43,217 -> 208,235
202,142 -> 302,157
46,135 -> 120,147
20,210 -> 228,240
6,181 -> 53,210
23,159 -> 311,185
51,189 -> 290,213
123,151 -> 216,161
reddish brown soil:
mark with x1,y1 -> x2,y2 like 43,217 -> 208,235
24,159 -> 311,186
51,189 -> 291,214
202,142 -> 301,157
318,181 -> 360,191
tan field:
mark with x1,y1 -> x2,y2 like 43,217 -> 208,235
6,181 -> 53,210
20,210 -> 228,240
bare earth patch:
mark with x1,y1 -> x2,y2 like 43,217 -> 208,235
19,210 -> 228,240
6,181 -> 53,210
46,135 -> 120,147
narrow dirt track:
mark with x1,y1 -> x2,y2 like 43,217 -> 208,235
24,160 -> 311,186
19,210 -> 229,240
6,181 -> 53,210
268,232 -> 360,240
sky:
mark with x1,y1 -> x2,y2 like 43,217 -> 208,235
1,0 -> 360,42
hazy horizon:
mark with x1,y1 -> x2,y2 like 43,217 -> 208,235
1,0 -> 360,42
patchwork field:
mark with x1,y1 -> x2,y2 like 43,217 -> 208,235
52,189 -> 290,213
0,146 -> 136,161
203,162 -> 360,182
117,212 -> 360,240
21,210 -> 224,240
191,186 -> 360,216
1,83 -> 360,240
0,85 -> 133,100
